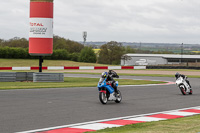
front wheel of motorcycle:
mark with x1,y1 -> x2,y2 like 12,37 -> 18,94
115,90 -> 122,103
99,92 -> 107,104
179,85 -> 186,95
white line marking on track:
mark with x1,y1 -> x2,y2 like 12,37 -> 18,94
164,111 -> 198,116
73,123 -> 122,130
125,116 -> 166,122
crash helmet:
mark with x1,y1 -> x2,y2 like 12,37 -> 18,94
175,72 -> 180,78
101,72 -> 108,78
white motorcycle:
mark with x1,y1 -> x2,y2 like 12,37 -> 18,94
175,76 -> 192,95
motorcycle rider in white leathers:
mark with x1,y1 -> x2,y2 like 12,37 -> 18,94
175,72 -> 191,88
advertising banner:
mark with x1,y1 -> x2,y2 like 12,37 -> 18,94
29,1 -> 53,56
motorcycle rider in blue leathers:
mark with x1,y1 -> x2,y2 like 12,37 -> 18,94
102,70 -> 119,95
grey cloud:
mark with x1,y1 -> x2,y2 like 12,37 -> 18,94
0,0 -> 200,44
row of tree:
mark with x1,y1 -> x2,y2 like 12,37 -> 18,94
0,36 -> 175,65
0,36 -> 96,63
0,36 -> 84,53
0,46 -> 96,63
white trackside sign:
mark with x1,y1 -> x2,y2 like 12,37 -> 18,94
29,18 -> 53,38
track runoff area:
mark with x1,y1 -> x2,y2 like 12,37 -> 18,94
17,106 -> 200,133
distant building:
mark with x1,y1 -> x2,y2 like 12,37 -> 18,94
121,54 -> 200,66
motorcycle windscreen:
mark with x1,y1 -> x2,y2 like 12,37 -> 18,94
176,77 -> 183,83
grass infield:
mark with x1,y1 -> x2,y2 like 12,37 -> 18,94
0,77 -> 165,90
87,115 -> 200,133
1,70 -> 199,78
64,72 -> 200,78
0,59 -> 110,67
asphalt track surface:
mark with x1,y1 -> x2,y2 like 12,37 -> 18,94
0,74 -> 200,133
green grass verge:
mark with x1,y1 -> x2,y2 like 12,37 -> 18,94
120,73 -> 200,78
87,115 -> 200,133
0,77 -> 165,90
1,70 -> 199,78
0,59 -> 111,67
64,72 -> 200,78
1,71 -> 200,78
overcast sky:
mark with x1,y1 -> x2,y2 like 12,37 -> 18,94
0,0 -> 200,44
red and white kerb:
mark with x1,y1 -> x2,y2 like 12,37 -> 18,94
29,1 -> 53,56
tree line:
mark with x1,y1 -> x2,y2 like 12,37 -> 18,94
0,36 -> 174,65
0,36 -> 96,63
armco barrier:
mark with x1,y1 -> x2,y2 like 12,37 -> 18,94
0,72 -> 34,82
27,72 -> 34,81
0,66 -> 147,71
0,72 -> 16,82
0,72 -> 64,82
33,73 -> 64,82
146,66 -> 200,70
16,72 -> 27,82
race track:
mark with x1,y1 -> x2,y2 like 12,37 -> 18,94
0,74 -> 199,133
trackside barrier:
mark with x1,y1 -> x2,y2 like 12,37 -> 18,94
0,72 -> 34,82
108,66 -> 122,69
16,72 -> 27,82
0,72 -> 64,82
33,73 -> 64,82
0,66 -> 147,71
64,66 -> 79,69
0,72 -> 16,82
79,66 -> 94,70
0,67 -> 12,70
134,66 -> 146,69
12,67 -> 31,71
146,66 -> 200,70
47,66 -> 64,70
121,66 -> 134,69
31,67 -> 48,70
94,66 -> 108,69
27,72 -> 34,81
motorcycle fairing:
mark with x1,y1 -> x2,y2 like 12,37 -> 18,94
98,78 -> 115,94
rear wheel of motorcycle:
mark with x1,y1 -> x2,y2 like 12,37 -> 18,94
189,89 -> 193,95
99,92 -> 107,104
115,90 -> 122,103
179,85 -> 186,95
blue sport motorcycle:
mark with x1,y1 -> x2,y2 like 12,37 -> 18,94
97,77 -> 122,104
